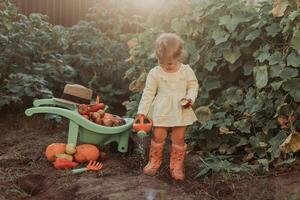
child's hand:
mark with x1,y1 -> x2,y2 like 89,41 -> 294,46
180,98 -> 193,109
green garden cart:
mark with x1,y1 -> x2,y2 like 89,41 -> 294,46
25,98 -> 134,152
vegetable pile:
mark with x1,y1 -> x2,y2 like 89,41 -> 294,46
77,102 -> 126,127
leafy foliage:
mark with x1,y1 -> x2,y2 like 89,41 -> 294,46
0,0 -> 130,108
124,0 -> 300,170
0,0 -> 74,106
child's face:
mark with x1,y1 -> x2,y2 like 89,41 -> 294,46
160,58 -> 179,71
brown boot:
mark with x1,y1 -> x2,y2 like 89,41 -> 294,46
170,143 -> 187,181
143,140 -> 165,176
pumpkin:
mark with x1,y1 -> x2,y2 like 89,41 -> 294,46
74,144 -> 100,163
45,143 -> 66,162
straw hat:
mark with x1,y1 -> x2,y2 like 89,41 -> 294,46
53,84 -> 93,105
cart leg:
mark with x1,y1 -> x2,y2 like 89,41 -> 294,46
68,120 -> 79,146
118,130 -> 131,153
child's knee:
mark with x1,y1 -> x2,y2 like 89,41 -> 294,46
153,127 -> 167,143
171,136 -> 185,146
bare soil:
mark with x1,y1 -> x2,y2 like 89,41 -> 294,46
0,112 -> 300,200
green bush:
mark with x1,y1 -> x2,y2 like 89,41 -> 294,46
124,0 -> 300,168
0,1 -> 75,107
0,0 -> 131,109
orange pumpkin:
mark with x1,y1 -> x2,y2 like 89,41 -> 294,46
74,144 -> 100,163
45,143 -> 66,162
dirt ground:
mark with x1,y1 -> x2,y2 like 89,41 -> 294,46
0,112 -> 300,200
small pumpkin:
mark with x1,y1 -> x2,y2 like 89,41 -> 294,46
74,144 -> 100,163
45,143 -> 66,162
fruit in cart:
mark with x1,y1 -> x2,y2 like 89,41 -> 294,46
97,109 -> 105,118
98,103 -> 105,109
103,113 -> 117,123
91,112 -> 100,120
55,153 -> 73,161
95,117 -> 103,125
103,118 -> 113,126
78,102 -> 125,127
65,144 -> 77,155
45,143 -> 66,162
113,115 -> 126,126
90,103 -> 104,112
78,104 -> 90,115
74,144 -> 100,163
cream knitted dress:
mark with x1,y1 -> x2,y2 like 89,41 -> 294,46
137,64 -> 199,127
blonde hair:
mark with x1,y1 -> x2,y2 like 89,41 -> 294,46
155,33 -> 188,64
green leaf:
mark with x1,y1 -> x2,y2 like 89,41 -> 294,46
254,45 -> 270,63
243,62 -> 254,76
279,67 -> 298,80
291,29 -> 300,54
287,52 -> 300,67
268,132 -> 287,146
203,76 -> 221,91
268,51 -> 284,65
270,65 -> 284,78
249,136 -> 260,148
219,14 -> 252,33
223,87 -> 244,105
271,81 -> 283,90
212,29 -> 230,45
258,158 -> 269,171
186,41 -> 201,65
196,167 -> 211,178
223,48 -> 241,64
288,11 -> 300,21
236,137 -> 248,147
253,65 -> 268,89
282,78 -> 300,102
265,23 -> 281,37
245,30 -> 260,41
195,106 -> 213,124
234,119 -> 251,134
204,62 -> 217,72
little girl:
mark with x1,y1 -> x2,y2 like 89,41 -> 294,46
137,33 -> 199,181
